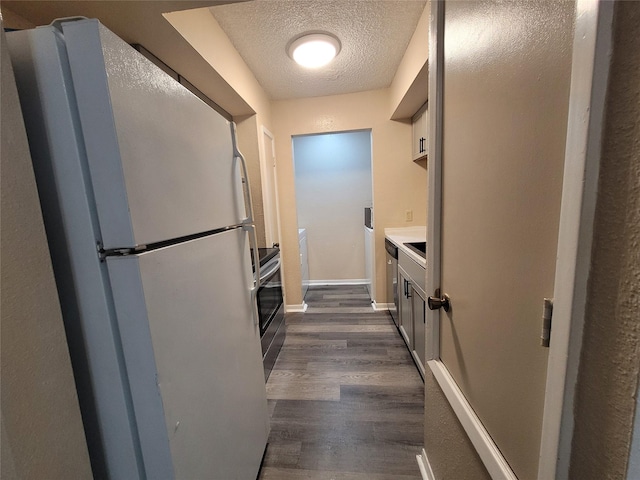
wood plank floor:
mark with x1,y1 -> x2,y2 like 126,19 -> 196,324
259,285 -> 424,480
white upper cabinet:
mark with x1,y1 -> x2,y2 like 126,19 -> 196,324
411,102 -> 428,161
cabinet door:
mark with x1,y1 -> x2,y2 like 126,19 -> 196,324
398,268 -> 413,349
412,288 -> 426,378
412,103 -> 428,161
420,105 -> 428,156
412,115 -> 421,160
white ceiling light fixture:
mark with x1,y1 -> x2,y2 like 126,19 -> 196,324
288,33 -> 341,69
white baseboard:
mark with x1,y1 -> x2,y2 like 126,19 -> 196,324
372,301 -> 392,311
417,448 -> 435,480
427,360 -> 517,480
285,302 -> 307,313
308,279 -> 368,286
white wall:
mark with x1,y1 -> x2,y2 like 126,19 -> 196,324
293,130 -> 372,283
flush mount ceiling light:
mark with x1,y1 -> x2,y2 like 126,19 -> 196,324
288,33 -> 341,69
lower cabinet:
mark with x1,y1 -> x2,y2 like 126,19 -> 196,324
411,288 -> 426,377
398,251 -> 426,379
398,267 -> 413,350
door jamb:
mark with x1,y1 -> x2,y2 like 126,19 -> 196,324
424,0 -> 444,364
424,0 -> 614,479
537,1 -> 613,478
259,126 -> 281,248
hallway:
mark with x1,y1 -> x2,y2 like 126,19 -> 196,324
259,285 -> 424,479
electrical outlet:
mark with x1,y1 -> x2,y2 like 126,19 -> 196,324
405,210 -> 413,222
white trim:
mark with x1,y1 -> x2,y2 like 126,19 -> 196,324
428,361 -> 518,480
285,302 -> 307,313
537,2 -> 613,479
417,448 -> 435,480
259,126 -> 281,247
307,279 -> 368,286
425,0 -> 444,363
372,302 -> 392,311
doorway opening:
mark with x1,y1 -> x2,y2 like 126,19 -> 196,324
292,130 -> 373,300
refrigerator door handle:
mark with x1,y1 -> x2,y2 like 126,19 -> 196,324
245,223 -> 261,326
232,122 -> 261,326
246,223 -> 260,289
230,122 -> 254,225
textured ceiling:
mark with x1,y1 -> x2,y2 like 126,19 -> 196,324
209,0 -> 427,100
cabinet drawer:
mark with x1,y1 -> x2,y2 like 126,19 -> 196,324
399,250 -> 425,297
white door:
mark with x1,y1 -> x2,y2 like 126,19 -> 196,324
435,1 -> 574,479
61,19 -> 245,249
107,228 -> 269,480
261,127 -> 280,247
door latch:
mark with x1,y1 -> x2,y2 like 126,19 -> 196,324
428,288 -> 451,312
540,298 -> 553,347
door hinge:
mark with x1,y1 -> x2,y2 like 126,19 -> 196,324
540,298 -> 554,347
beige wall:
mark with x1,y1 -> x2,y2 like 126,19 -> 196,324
569,2 -> 640,478
272,89 -> 427,307
165,7 -> 272,121
389,0 -> 430,119
1,25 -> 93,480
0,5 -> 33,29
424,370 -> 490,479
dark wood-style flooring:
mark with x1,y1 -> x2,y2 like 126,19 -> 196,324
258,285 -> 424,480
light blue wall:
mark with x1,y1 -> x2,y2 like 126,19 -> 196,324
293,130 -> 372,283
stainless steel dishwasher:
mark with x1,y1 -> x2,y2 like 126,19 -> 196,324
385,238 -> 398,326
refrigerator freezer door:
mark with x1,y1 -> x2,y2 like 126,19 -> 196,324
61,19 -> 246,250
107,228 -> 269,479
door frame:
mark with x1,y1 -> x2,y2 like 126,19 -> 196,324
259,125 -> 281,248
423,1 -> 614,479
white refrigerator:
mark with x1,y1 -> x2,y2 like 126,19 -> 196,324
8,18 -> 269,480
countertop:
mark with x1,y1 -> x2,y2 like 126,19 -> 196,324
384,226 -> 427,267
